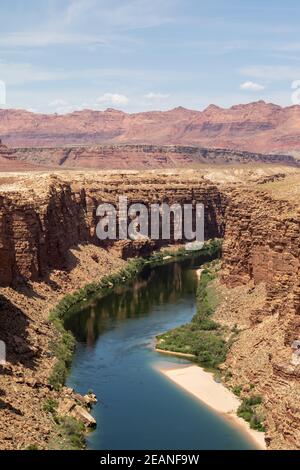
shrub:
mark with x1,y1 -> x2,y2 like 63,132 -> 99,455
237,395 -> 265,432
245,395 -> 262,406
54,416 -> 85,450
232,385 -> 243,396
48,257 -> 148,390
224,370 -> 233,382
49,241 -> 223,389
43,398 -> 58,414
196,318 -> 219,331
25,444 -> 39,451
156,245 -> 228,371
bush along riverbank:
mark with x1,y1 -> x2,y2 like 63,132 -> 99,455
156,260 -> 228,370
48,257 -> 145,391
156,257 -> 266,433
46,240 -> 222,448
237,396 -> 265,432
48,239 -> 222,391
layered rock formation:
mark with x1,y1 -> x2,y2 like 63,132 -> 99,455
221,183 -> 300,449
0,139 -> 42,171
1,169 -> 300,450
0,173 -> 226,287
3,144 -> 299,170
1,101 -> 300,153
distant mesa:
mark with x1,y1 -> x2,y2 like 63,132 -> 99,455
0,101 -> 300,156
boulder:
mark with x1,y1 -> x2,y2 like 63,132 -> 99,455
71,405 -> 96,428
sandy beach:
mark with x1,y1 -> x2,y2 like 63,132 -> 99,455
157,364 -> 266,450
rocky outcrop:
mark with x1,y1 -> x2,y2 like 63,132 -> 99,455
57,390 -> 97,428
0,139 -> 42,171
0,173 -> 226,287
222,189 -> 300,326
221,187 -> 300,449
3,144 -> 298,170
1,101 -> 300,153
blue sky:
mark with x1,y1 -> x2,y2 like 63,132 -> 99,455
0,0 -> 300,113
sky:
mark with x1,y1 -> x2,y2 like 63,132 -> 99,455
0,0 -> 300,114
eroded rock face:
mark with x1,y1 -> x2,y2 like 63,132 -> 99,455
222,188 -> 300,449
3,144 -> 298,171
0,173 -> 226,287
0,139 -> 42,171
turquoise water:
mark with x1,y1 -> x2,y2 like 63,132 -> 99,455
66,256 -> 256,450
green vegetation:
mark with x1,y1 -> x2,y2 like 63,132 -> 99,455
232,385 -> 243,397
49,241 -> 222,390
25,444 -> 39,451
157,324 -> 227,369
144,239 -> 222,270
193,268 -> 219,330
157,242 -> 229,370
56,416 -> 85,450
43,398 -> 86,450
48,416 -> 86,450
43,398 -> 58,414
48,257 -> 146,390
45,240 -> 223,448
224,370 -> 233,382
48,329 -> 75,391
155,240 -> 266,433
237,396 -> 265,432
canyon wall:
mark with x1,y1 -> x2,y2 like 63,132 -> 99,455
221,188 -> 300,449
2,144 -> 298,170
0,173 -> 226,287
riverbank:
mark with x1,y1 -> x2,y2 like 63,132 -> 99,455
155,348 -> 196,358
157,364 -> 266,450
155,261 -> 267,449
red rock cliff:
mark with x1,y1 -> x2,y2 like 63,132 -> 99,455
221,186 -> 300,449
0,173 -> 226,286
1,101 -> 300,154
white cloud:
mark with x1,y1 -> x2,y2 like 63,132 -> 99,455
0,59 -> 186,88
63,0 -> 175,31
144,92 -> 170,99
0,60 -> 70,85
54,105 -> 80,114
64,0 -> 97,25
50,103 -> 91,115
0,32 -> 108,48
26,107 -> 39,113
240,81 -> 265,91
240,65 -> 300,81
96,93 -> 129,105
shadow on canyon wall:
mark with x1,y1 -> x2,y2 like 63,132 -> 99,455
0,294 -> 37,369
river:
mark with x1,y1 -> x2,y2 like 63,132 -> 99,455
65,255 -> 256,450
